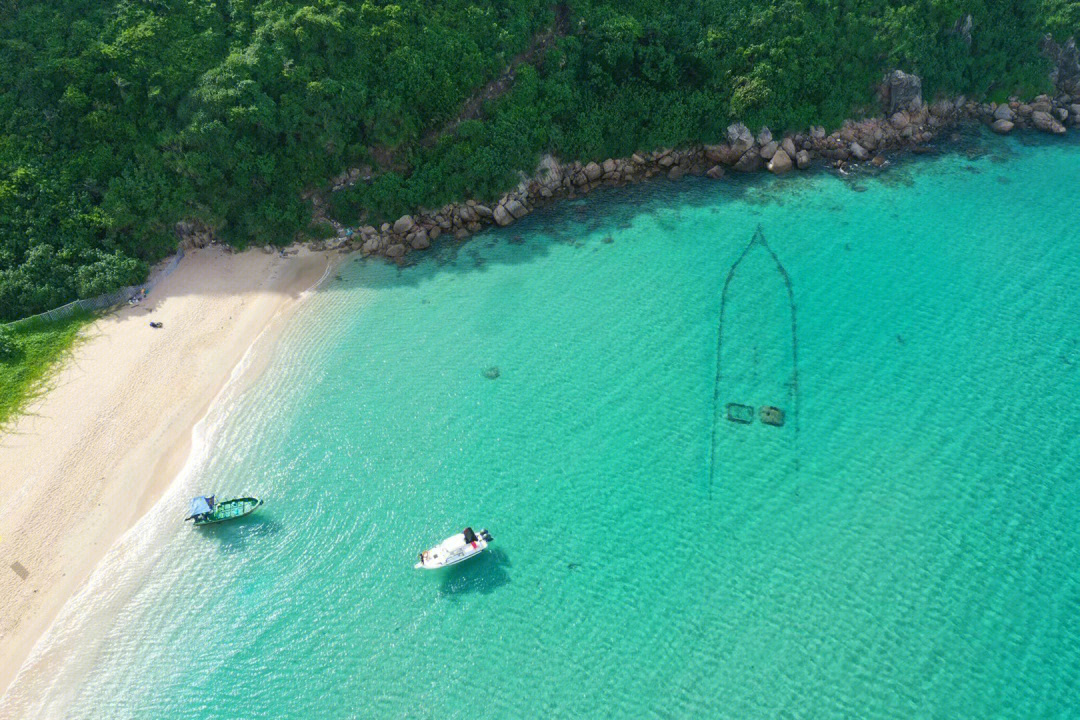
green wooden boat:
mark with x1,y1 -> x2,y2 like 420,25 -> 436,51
186,495 -> 263,527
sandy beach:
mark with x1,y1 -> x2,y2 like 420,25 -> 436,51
0,246 -> 333,699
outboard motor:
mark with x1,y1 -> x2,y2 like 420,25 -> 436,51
463,527 -> 477,544
479,529 -> 493,542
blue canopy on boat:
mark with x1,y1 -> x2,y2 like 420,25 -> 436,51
186,495 -> 214,520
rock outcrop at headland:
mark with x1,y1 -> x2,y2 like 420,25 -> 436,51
1042,34 -> 1080,96
302,65 -> 1079,262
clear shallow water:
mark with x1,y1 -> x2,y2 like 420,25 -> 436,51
7,130 -> 1080,718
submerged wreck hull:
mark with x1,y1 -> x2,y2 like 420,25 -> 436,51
710,228 -> 799,492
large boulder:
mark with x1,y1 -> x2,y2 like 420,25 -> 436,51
850,142 -> 870,161
781,137 -> 797,159
584,162 -> 603,181
493,204 -> 514,226
727,123 -> 755,155
393,215 -> 415,235
886,70 -> 923,114
759,140 -> 779,160
756,127 -> 773,146
705,165 -> 725,180
993,105 -> 1015,122
385,243 -> 406,258
991,119 -> 1015,134
795,149 -> 812,169
767,149 -> 793,174
1041,35 -> 1080,95
1071,104 -> 1080,125
704,144 -> 725,163
505,199 -> 528,219
1031,110 -> 1066,134
409,230 -> 430,250
889,111 -> 910,130
733,150 -> 762,172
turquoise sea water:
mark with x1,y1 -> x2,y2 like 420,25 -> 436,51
6,130 -> 1080,718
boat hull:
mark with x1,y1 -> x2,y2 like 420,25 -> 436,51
193,497 -> 263,527
414,533 -> 490,569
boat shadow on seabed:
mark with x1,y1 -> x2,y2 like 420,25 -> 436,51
197,514 -> 283,555
437,548 -> 512,599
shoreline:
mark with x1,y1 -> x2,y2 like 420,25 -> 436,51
296,85 -> 1078,262
0,246 -> 335,700
0,85 -> 1073,705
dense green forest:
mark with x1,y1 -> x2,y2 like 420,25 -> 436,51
1,0 -> 1077,320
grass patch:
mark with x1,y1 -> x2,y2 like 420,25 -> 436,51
0,310 -> 94,428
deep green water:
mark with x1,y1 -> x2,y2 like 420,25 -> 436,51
6,130 -> 1080,718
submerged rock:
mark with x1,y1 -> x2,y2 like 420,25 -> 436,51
992,119 -> 1015,134
482,366 -> 500,380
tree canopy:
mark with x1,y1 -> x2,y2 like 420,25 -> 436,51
1,0 -> 1076,320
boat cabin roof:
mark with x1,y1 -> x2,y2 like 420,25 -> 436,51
187,495 -> 214,519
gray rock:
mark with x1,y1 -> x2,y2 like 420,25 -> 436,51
409,230 -> 430,250
733,150 -> 762,172
1071,104 -> 1080,124
795,149 -> 812,169
393,215 -> 415,235
482,366 -> 500,380
429,226 -> 442,240
889,111 -> 910,130
727,123 -> 754,154
505,199 -> 528,219
385,243 -> 406,258
493,204 -> 513,226
759,140 -> 779,160
929,99 -> 954,117
584,162 -> 603,181
992,119 -> 1015,134
474,204 -> 493,219
767,149 -> 793,174
781,137 -> 797,159
361,238 -> 380,254
657,153 -> 676,168
667,165 -> 685,180
1032,110 -> 1056,131
756,127 -> 773,146
602,158 -> 617,175
952,13 -> 973,46
705,165 -> 725,180
1041,35 -> 1080,96
850,142 -> 870,161
993,105 -> 1015,122
810,126 -> 826,140
704,144 -> 725,163
886,70 -> 923,114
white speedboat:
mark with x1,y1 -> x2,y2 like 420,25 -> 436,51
414,527 -> 492,569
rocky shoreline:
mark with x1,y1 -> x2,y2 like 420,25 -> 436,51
178,47 -> 1080,259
